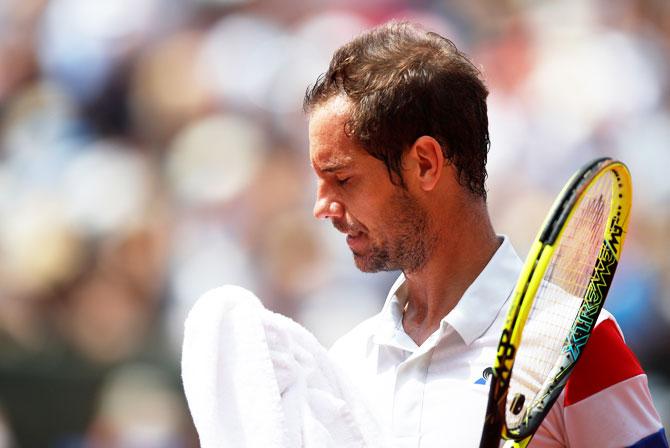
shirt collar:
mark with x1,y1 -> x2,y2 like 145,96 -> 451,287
373,236 -> 522,347
443,237 -> 522,344
372,274 -> 414,350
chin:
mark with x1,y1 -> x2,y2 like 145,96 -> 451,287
352,253 -> 395,273
353,254 -> 377,273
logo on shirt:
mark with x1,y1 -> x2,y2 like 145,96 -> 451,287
474,367 -> 494,385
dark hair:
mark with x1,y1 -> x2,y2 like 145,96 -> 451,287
304,21 -> 490,198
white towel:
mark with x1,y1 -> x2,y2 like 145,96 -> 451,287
181,285 -> 387,448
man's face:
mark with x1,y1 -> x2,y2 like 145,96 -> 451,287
308,97 -> 431,273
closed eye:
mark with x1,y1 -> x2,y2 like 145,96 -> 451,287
337,177 -> 351,187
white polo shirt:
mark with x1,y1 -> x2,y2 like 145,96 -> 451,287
329,237 -> 522,448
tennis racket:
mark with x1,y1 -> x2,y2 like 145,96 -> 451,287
479,157 -> 632,448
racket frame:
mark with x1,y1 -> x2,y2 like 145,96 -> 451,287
479,158 -> 632,448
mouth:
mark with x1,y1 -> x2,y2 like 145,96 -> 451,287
345,231 -> 367,252
346,231 -> 362,242
332,219 -> 368,252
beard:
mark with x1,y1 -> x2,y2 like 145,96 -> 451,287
333,190 -> 434,274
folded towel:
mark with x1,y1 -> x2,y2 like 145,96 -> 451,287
181,285 -> 386,447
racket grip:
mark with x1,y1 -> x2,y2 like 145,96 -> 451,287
479,422 -> 503,448
479,394 -> 504,448
479,373 -> 504,448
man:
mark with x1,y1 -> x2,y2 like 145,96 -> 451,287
304,22 -> 667,447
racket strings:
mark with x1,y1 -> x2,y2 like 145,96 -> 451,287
505,173 -> 614,430
551,191 -> 607,297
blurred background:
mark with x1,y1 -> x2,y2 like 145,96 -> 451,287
0,0 -> 668,446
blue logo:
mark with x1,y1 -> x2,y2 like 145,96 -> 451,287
474,367 -> 493,385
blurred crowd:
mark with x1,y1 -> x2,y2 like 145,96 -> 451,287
0,0 -> 668,446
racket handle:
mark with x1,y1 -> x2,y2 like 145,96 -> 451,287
479,404 -> 504,447
479,429 -> 502,448
480,377 -> 506,448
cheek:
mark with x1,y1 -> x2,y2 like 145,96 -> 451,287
346,201 -> 385,234
344,178 -> 398,230
337,200 -> 366,232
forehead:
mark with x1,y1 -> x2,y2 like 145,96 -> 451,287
308,96 -> 364,171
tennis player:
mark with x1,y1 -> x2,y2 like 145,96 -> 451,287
305,21 -> 667,447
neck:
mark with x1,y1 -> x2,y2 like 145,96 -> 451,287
401,199 -> 501,346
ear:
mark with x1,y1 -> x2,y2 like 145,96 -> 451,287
406,136 -> 445,192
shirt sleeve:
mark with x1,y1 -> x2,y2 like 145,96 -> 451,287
532,317 -> 667,448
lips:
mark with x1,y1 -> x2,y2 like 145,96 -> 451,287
345,231 -> 367,253
332,219 -> 367,252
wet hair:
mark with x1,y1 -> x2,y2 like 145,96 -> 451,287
304,21 -> 490,198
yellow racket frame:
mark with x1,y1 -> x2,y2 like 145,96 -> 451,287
480,158 -> 632,448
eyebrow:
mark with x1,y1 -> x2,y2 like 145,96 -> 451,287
314,157 -> 353,173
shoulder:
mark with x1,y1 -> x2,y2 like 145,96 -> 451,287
564,310 -> 642,406
554,310 -> 667,447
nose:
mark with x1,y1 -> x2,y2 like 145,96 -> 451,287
313,186 -> 344,220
